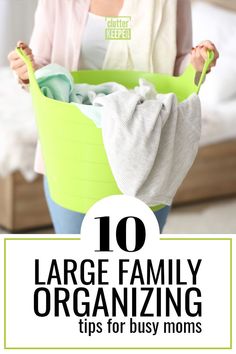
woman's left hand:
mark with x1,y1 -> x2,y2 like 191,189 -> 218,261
190,40 -> 219,73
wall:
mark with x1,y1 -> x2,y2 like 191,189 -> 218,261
0,0 -> 38,66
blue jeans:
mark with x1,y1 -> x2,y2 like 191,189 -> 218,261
44,178 -> 170,234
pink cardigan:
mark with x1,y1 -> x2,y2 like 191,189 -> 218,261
30,0 -> 192,174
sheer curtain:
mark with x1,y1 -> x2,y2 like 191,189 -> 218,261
0,0 -> 38,66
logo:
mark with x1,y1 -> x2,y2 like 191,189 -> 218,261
105,16 -> 131,40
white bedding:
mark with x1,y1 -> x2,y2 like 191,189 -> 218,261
192,1 -> 236,145
0,67 -> 37,181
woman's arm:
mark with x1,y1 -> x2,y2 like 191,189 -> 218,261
174,0 -> 219,76
29,0 -> 53,68
174,0 -> 192,76
8,0 -> 53,85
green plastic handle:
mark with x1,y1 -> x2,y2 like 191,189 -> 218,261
16,47 -> 32,74
196,50 -> 215,93
16,46 -> 215,94
15,46 -> 40,93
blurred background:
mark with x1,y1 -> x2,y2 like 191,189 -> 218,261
0,0 -> 236,234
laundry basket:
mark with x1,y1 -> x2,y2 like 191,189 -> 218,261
17,48 -> 214,213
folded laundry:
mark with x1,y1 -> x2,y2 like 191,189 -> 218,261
133,78 -> 158,100
72,78 -> 160,127
35,64 -> 201,206
74,82 -> 127,105
93,91 -> 201,206
35,64 -> 126,127
35,64 -> 126,104
72,103 -> 103,128
35,64 -> 76,102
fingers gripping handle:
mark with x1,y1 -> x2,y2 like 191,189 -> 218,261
196,50 -> 215,93
15,46 -> 215,96
15,46 -> 39,92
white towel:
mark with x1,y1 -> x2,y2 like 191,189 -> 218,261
94,90 -> 201,206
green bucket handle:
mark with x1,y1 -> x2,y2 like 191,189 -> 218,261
16,46 -> 215,93
196,50 -> 215,93
16,46 -> 41,94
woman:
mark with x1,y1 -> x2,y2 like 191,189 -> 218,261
8,0 -> 219,234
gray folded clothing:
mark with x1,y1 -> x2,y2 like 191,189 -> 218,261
93,90 -> 201,206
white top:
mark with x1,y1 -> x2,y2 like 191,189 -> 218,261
79,12 -> 109,70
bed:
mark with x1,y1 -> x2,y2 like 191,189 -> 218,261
0,0 -> 236,231
0,68 -> 51,231
175,0 -> 236,204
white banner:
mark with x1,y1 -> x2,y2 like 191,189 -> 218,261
3,196 -> 232,350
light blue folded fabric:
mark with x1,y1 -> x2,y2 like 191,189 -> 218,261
71,103 -> 103,128
73,82 -> 127,104
35,64 -> 127,104
35,64 -> 80,103
35,64 -> 127,127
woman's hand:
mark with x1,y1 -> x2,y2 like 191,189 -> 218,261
8,41 -> 38,84
190,40 -> 219,73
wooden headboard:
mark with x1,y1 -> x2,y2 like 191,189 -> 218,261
192,0 -> 236,11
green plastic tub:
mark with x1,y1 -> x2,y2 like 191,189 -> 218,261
17,48 -> 214,213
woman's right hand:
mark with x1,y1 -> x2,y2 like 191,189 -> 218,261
7,41 -> 37,83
